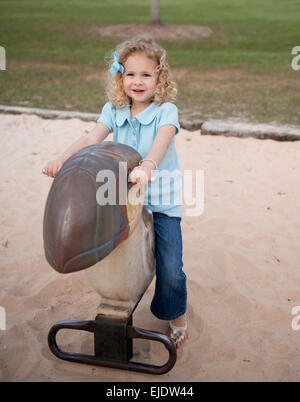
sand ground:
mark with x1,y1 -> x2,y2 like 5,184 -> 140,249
0,113 -> 300,382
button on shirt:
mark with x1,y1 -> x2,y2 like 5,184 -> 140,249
97,101 -> 182,218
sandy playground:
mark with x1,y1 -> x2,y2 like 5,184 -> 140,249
0,112 -> 300,382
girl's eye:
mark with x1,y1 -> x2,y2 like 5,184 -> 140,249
125,73 -> 151,77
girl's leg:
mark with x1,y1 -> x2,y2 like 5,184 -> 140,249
150,212 -> 187,322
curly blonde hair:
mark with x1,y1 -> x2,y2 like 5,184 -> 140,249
105,35 -> 177,108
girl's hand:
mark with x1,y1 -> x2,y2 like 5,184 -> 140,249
129,166 -> 152,186
43,159 -> 64,178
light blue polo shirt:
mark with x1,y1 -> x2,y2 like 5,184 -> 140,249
97,101 -> 182,218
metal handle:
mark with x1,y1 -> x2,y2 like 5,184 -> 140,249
48,320 -> 97,364
128,176 -> 156,183
127,325 -> 177,374
48,319 -> 176,375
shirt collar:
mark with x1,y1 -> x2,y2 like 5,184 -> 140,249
116,102 -> 160,127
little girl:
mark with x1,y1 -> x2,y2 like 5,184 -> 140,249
44,35 -> 188,348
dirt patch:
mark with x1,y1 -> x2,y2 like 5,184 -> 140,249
174,67 -> 297,91
8,59 -> 79,71
88,24 -> 213,40
8,59 -> 108,82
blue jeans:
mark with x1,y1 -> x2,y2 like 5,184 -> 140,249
150,212 -> 187,321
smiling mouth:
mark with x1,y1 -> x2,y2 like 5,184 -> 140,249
132,89 -> 145,93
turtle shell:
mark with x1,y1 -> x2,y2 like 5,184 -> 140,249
43,141 -> 142,273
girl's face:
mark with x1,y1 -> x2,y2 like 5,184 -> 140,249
123,52 -> 158,108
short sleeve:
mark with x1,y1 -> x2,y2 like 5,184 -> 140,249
97,102 -> 115,132
157,102 -> 180,135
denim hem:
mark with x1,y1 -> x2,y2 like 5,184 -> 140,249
150,306 -> 187,321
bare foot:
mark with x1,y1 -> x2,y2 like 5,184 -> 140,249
170,314 -> 188,349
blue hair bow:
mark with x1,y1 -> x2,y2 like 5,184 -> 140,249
109,51 -> 125,76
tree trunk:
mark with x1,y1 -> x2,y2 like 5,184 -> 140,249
150,0 -> 162,25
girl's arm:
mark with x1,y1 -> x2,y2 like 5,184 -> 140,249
57,122 -> 111,163
129,124 -> 176,184
44,122 -> 110,177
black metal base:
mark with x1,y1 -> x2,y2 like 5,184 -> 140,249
48,314 -> 177,375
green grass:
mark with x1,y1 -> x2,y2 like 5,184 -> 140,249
0,0 -> 300,124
